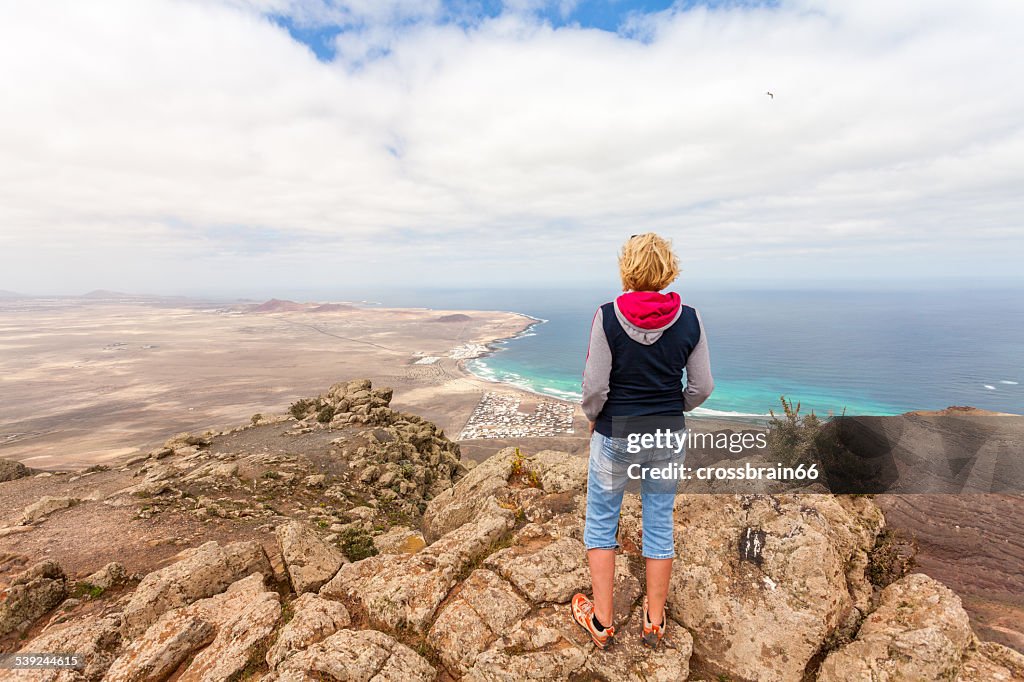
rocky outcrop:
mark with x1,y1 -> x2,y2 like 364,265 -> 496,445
276,521 -> 346,593
8,613 -> 122,681
818,572 -> 974,681
320,505 -> 516,633
3,392 -> 1016,682
269,628 -> 436,681
667,492 -> 883,682
108,573 -> 280,681
120,540 -> 272,637
105,614 -> 215,682
428,569 -> 532,675
266,593 -> 351,669
373,525 -> 426,555
0,457 -> 30,482
175,574 -> 282,681
958,640 -> 1024,681
0,560 -> 67,636
79,561 -> 130,592
423,447 -> 587,542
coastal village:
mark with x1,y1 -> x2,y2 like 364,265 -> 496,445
458,390 -> 576,439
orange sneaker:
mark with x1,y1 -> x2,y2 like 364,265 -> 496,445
641,596 -> 667,650
570,593 -> 615,649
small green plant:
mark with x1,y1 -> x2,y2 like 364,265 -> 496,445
510,447 -> 525,475
867,527 -> 917,587
250,413 -> 263,425
338,527 -> 379,561
509,447 -> 541,488
262,470 -> 280,480
317,405 -> 336,423
766,396 -> 846,468
288,398 -> 315,420
72,582 -> 105,599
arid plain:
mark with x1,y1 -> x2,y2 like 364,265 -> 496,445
0,295 -> 572,469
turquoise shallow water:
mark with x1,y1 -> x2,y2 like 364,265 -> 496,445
343,287 -> 1024,418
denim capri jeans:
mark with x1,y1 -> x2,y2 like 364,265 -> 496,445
583,428 -> 686,560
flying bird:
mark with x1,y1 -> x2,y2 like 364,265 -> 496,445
766,91 -> 774,99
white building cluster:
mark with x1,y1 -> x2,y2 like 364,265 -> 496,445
459,391 -> 575,439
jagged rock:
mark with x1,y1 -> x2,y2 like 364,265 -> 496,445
422,447 -> 521,541
105,614 -> 215,682
958,640 -> 1024,681
818,573 -> 974,682
269,628 -> 434,681
266,593 -> 351,669
529,449 -> 589,494
276,521 -> 346,593
485,536 -> 591,603
120,540 -> 272,637
9,613 -> 121,681
303,474 -> 326,488
0,560 -> 67,636
20,495 -> 79,524
428,569 -> 531,675
372,526 -> 426,555
320,507 -> 515,633
108,573 -> 280,682
668,493 -> 883,682
0,457 -> 30,482
177,574 -> 282,681
80,561 -> 129,592
464,607 -> 590,681
423,447 -> 587,542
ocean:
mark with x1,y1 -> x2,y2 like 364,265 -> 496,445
343,286 -> 1024,419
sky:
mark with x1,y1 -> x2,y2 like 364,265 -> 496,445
1,0 -> 1022,297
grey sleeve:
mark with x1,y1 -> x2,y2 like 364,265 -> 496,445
581,307 -> 612,422
683,308 -> 714,411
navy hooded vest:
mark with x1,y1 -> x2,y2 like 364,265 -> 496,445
595,301 -> 702,437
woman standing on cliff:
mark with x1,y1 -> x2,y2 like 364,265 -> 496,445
571,232 -> 714,650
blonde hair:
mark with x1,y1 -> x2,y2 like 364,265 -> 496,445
618,233 -> 680,292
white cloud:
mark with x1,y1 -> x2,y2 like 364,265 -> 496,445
0,0 -> 1022,294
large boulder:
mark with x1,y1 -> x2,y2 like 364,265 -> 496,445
108,573 -> 281,682
427,569 -> 531,675
464,608 -> 590,681
320,506 -> 516,633
817,573 -> 974,681
423,447 -> 586,541
9,613 -> 122,681
120,540 -> 272,637
104,614 -> 215,682
269,628 -> 435,681
0,457 -> 30,482
266,593 -> 351,669
19,496 -> 79,524
958,640 -> 1024,681
176,574 -> 282,681
668,493 -> 883,682
0,560 -> 67,636
276,520 -> 346,593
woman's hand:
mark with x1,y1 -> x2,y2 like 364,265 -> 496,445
589,421 -> 596,434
